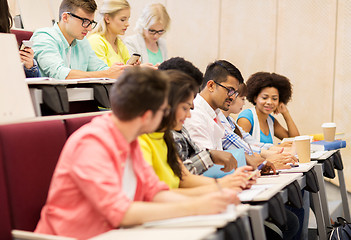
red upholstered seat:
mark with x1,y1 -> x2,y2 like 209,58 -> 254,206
10,29 -> 34,47
64,115 -> 96,137
0,120 -> 66,232
0,157 -> 12,240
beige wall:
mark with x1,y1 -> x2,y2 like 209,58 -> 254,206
8,0 -> 351,190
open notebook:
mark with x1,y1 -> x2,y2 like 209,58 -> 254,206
238,184 -> 273,201
142,204 -> 236,228
26,77 -> 116,85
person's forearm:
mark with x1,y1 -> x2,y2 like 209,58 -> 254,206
66,69 -> 110,79
119,200 -> 198,226
282,111 -> 300,137
179,173 -> 214,188
172,183 -> 218,196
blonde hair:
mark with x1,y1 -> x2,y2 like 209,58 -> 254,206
135,3 -> 170,35
90,0 -> 130,35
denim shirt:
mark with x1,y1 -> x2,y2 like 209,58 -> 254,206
24,59 -> 41,78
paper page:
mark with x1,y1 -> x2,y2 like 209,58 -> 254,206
311,151 -> 328,159
279,162 -> 315,173
73,78 -> 116,84
26,78 -> 78,84
142,204 -> 236,228
238,184 -> 273,201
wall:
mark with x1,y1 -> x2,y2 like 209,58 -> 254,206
8,0 -> 351,190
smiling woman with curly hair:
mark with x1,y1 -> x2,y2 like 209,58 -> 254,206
237,72 -> 300,144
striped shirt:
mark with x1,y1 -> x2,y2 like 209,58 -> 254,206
219,112 -> 272,154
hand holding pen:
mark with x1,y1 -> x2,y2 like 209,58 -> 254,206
247,160 -> 267,180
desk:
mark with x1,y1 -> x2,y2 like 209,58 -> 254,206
137,204 -> 252,240
253,172 -> 303,201
245,173 -> 302,240
314,150 -> 351,226
280,161 -> 328,239
27,79 -> 114,116
29,88 -> 94,116
88,228 -> 218,240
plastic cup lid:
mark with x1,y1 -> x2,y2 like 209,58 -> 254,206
322,122 -> 336,128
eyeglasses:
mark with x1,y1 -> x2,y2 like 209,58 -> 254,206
147,29 -> 165,35
214,81 -> 239,98
65,12 -> 97,29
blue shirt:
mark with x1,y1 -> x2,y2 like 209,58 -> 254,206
237,109 -> 275,144
31,23 -> 109,79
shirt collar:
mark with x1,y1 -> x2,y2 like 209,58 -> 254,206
102,113 -> 139,154
193,94 -> 221,120
53,23 -> 77,48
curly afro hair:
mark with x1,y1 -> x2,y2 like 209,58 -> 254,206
246,72 -> 292,105
158,57 -> 203,86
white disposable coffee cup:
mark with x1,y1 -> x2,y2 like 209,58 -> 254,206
294,135 -> 311,163
322,122 -> 336,142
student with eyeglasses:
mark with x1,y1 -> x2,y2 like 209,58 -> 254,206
35,68 -> 238,239
31,0 -> 126,80
124,3 -> 170,65
183,60 -> 243,151
138,70 -> 251,195
88,0 -> 132,66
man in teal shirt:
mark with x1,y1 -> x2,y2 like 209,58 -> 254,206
31,0 -> 125,80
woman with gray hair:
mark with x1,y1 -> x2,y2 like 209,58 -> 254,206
124,3 -> 170,65
88,0 -> 132,66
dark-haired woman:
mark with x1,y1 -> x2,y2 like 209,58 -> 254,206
237,72 -> 299,144
138,70 -> 252,197
238,72 -> 306,239
1,0 -> 40,78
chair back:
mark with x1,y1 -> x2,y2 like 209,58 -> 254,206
0,120 -> 66,231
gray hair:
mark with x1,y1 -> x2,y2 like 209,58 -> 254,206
134,3 -> 170,35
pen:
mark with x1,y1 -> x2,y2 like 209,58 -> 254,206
247,160 -> 267,180
214,178 -> 223,192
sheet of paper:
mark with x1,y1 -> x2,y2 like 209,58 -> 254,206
142,204 -> 236,228
238,184 -> 273,201
279,162 -> 316,173
311,151 -> 328,159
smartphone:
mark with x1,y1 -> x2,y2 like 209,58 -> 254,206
126,53 -> 141,65
19,40 -> 33,50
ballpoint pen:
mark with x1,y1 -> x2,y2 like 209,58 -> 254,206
247,160 -> 267,180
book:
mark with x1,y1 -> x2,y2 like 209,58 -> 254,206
310,140 -> 346,151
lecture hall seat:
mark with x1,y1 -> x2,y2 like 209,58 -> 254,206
10,29 -> 33,47
64,115 -> 97,137
0,156 -> 12,240
0,120 -> 66,232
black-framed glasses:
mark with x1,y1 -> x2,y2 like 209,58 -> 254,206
65,12 -> 97,29
147,29 -> 165,35
214,81 -> 239,98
